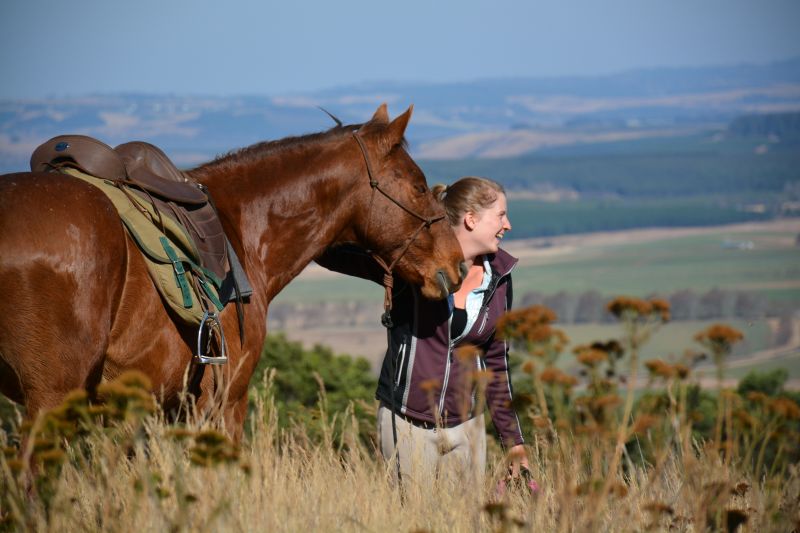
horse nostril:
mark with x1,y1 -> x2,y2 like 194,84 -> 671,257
459,261 -> 468,281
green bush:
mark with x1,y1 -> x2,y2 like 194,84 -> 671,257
249,333 -> 378,448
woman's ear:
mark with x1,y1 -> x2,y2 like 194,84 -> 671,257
464,211 -> 477,231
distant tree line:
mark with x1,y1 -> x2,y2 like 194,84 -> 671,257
518,287 -> 791,324
506,199 -> 771,239
728,111 -> 800,141
268,300 -> 384,330
421,143 -> 800,200
268,288 -> 797,331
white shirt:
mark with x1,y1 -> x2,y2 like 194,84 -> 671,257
448,255 -> 492,343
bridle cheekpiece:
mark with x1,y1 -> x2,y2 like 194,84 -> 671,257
352,132 -> 446,327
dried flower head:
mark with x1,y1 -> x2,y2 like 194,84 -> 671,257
631,414 -> 660,435
769,397 -> 800,420
607,296 -> 670,323
592,340 -> 625,359
733,410 -> 757,430
645,359 -> 675,379
521,360 -> 536,375
419,379 -> 441,393
454,343 -> 481,363
746,391 -> 769,404
643,502 -> 675,516
592,394 -> 622,411
673,364 -> 690,379
539,367 -> 577,388
732,482 -> 750,497
531,415 -> 550,429
539,367 -> 561,384
483,502 -> 507,520
497,305 -> 566,350
558,373 -> 578,388
189,429 -> 240,467
609,482 -> 629,498
694,324 -> 744,353
649,298 -> 671,322
471,369 -> 495,386
607,296 -> 651,318
576,349 -> 608,368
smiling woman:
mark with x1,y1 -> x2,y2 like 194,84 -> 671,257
315,175 -> 532,492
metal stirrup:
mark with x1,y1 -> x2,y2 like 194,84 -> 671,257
196,311 -> 228,364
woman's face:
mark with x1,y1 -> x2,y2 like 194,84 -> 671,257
466,193 -> 511,255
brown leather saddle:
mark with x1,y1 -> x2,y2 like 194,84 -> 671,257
31,135 -> 227,281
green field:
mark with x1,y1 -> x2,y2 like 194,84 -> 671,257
555,319 -> 774,366
511,228 -> 800,302
504,198 -> 771,239
275,221 -> 800,306
550,319 -> 795,382
272,221 -> 800,383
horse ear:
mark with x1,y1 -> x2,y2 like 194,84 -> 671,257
370,103 -> 390,125
357,104 -> 412,154
385,105 -> 413,146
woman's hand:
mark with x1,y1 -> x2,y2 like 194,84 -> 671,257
497,444 -> 538,496
508,444 -> 530,475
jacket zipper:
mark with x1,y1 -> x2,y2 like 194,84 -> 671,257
438,264 -> 516,418
396,340 -> 407,386
476,309 -> 490,335
438,314 -> 454,417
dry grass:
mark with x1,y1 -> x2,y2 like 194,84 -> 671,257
2,298 -> 800,532
1,376 -> 798,532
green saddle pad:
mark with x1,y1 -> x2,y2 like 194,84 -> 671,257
63,167 -> 224,325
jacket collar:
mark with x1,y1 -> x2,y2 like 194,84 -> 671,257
486,247 -> 518,278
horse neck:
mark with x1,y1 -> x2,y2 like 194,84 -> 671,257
189,140 -> 360,303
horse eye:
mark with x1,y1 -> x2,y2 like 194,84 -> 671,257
415,184 -> 427,194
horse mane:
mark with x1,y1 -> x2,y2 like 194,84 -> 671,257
191,121 -> 410,176
193,124 -> 360,173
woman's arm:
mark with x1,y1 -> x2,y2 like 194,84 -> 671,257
483,333 -> 525,448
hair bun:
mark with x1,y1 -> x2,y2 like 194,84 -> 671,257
431,183 -> 448,201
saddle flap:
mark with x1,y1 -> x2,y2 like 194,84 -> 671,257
30,135 -> 126,181
115,141 -> 208,205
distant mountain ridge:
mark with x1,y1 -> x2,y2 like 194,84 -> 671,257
1,57 -> 799,172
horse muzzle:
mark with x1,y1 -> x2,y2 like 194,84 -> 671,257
435,261 -> 467,298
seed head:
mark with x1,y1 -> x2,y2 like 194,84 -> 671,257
577,349 -> 608,368
694,324 -> 744,354
645,359 -> 675,379
769,397 -> 800,420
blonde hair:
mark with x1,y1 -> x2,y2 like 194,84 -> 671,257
431,176 -> 506,226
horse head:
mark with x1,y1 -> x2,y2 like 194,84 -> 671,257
343,104 -> 466,300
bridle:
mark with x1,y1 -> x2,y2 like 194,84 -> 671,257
352,132 -> 446,327
352,131 -> 448,496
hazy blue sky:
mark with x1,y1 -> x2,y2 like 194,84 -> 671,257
1,0 -> 798,98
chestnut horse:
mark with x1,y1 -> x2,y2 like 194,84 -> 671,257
0,104 -> 465,438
